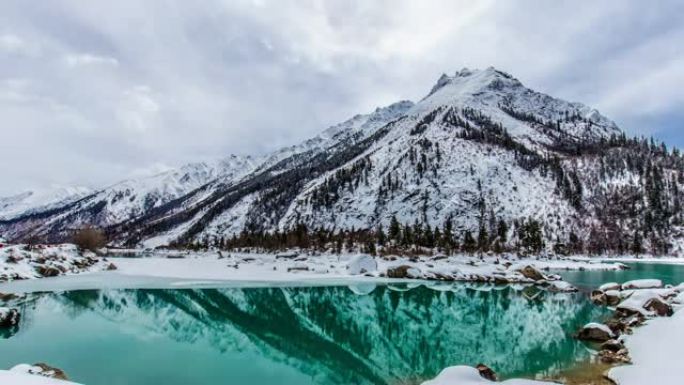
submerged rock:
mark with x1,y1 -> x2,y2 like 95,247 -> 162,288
0,307 -> 20,328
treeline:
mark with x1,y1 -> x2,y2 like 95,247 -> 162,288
177,216 -> 547,256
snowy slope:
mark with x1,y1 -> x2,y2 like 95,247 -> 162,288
0,155 -> 261,242
0,186 -> 92,220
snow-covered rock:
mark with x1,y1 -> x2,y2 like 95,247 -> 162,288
10,364 -> 69,381
421,365 -> 554,385
577,322 -> 615,341
0,244 -> 107,282
622,279 -> 663,290
0,363 -> 78,384
599,282 -> 620,291
345,255 -> 377,275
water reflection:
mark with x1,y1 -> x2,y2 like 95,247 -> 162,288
2,284 -> 608,385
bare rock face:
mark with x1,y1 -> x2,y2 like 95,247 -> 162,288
517,265 -> 545,281
476,363 -> 498,381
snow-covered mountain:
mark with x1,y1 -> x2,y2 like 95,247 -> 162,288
0,155 -> 261,241
2,67 -> 683,254
0,186 -> 92,220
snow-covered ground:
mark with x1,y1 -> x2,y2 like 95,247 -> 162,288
0,244 -> 110,282
606,288 -> 684,385
0,246 -> 631,293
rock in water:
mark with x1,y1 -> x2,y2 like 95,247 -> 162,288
0,307 -> 20,328
475,363 -> 498,381
577,323 -> 614,342
518,265 -> 545,281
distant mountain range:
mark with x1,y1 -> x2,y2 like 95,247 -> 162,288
2,67 -> 683,255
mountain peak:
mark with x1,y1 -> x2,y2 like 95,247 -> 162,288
423,67 -> 519,101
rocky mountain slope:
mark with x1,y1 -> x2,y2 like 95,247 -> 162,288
2,67 -> 683,254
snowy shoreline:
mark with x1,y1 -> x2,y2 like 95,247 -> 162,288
1,247 -> 632,293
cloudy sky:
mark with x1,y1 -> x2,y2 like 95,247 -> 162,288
1,0 -> 682,195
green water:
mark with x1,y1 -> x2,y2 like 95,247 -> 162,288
557,262 -> 684,290
0,284 -> 608,385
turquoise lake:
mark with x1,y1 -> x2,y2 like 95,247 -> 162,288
2,262 -> 684,385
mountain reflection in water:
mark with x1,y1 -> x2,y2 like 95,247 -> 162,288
1,284 -> 608,385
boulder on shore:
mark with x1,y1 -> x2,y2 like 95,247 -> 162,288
517,265 -> 545,281
475,363 -> 497,381
10,363 -> 69,380
386,265 -> 422,279
643,297 -> 673,317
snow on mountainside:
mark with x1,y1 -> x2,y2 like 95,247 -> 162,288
0,155 -> 260,242
0,186 -> 91,220
1,67 -> 682,254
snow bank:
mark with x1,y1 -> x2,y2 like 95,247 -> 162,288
608,306 -> 684,385
421,366 -> 554,385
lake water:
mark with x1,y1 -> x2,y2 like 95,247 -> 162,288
557,261 -> 684,290
1,284 -> 609,385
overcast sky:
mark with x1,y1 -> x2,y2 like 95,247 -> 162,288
1,0 -> 683,195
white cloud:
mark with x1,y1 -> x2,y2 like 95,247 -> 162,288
64,53 -> 119,67
0,33 -> 39,56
